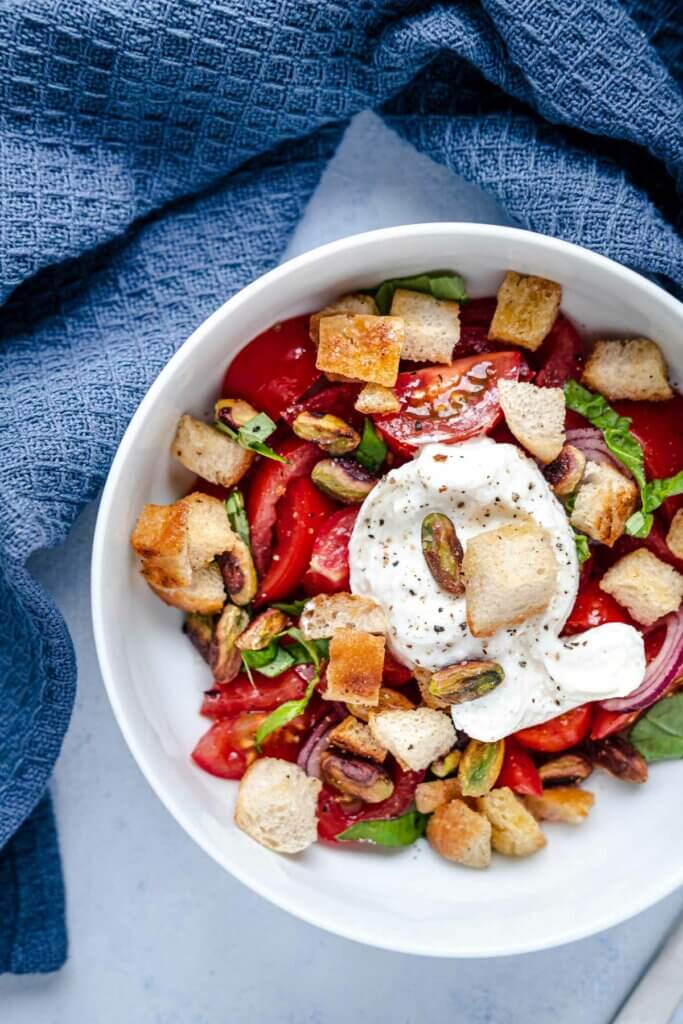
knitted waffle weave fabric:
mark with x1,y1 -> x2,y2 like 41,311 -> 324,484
0,0 -> 681,973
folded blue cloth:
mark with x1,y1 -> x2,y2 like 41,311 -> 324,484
0,0 -> 680,974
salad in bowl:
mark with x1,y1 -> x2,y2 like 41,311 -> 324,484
129,264 -> 683,871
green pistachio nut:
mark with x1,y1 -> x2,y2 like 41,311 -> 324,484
458,739 -> 505,797
421,513 -> 464,595
292,411 -> 361,455
183,612 -> 215,663
429,660 -> 504,706
214,397 -> 259,430
311,458 -> 376,504
209,604 -> 249,682
236,608 -> 291,652
319,751 -> 395,803
216,537 -> 258,606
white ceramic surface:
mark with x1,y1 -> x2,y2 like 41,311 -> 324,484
92,223 -> 683,958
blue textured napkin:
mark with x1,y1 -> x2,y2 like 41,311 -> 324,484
0,0 -> 681,974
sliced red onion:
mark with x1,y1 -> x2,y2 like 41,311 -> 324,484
601,609 -> 683,712
297,705 -> 345,778
566,428 -> 633,478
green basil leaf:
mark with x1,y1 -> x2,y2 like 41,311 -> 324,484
241,642 -> 280,669
254,645 -> 296,678
279,627 -> 327,670
213,420 -> 239,440
215,413 -> 287,463
624,509 -> 653,539
225,490 -> 251,547
373,271 -> 468,315
355,417 -> 387,473
243,438 -> 288,462
573,530 -> 591,563
254,678 -> 316,750
630,694 -> 683,763
337,811 -> 429,846
272,598 -> 308,616
240,412 -> 277,443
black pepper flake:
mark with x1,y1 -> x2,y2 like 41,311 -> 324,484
392,560 -> 399,567
434,625 -> 445,633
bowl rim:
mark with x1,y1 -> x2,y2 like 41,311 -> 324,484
92,223 -> 683,957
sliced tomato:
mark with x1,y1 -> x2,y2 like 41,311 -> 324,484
254,477 -> 336,607
282,383 -> 361,428
514,705 -> 593,753
200,669 -> 308,720
534,315 -> 584,387
382,650 -> 413,686
375,351 -> 522,457
192,708 -> 310,779
563,577 -> 633,634
317,765 -> 424,843
222,315 -> 320,421
590,707 -> 640,741
303,507 -> 359,595
614,396 -> 683,522
496,738 -> 543,796
247,438 -> 322,574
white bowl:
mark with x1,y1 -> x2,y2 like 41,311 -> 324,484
92,224 -> 683,957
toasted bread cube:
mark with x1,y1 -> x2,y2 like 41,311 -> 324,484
309,293 -> 378,344
172,414 -> 254,487
600,548 -> 683,626
427,799 -> 491,868
666,509 -> 683,560
523,787 -> 594,824
131,501 -> 192,589
182,492 -> 236,570
300,593 -> 386,639
488,271 -> 561,351
369,708 -> 455,771
498,380 -> 565,463
316,315 -> 403,387
569,460 -> 638,547
328,715 -> 387,763
346,686 -> 416,721
544,444 -> 586,497
389,289 -> 459,364
582,339 -> 672,401
235,758 -> 321,854
149,562 -> 226,614
477,787 -> 546,857
415,778 -> 462,813
325,629 -> 385,706
354,383 -> 401,415
463,523 -> 557,637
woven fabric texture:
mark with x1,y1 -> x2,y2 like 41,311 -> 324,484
0,0 -> 681,974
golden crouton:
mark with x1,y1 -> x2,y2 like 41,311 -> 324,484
498,380 -> 565,463
328,715 -> 387,763
309,293 -> 378,345
463,522 -> 558,637
599,548 -> 683,626
477,787 -> 546,857
131,500 -> 192,589
569,460 -> 638,547
523,787 -> 594,824
149,562 -> 226,614
426,799 -> 492,868
316,315 -> 404,387
347,686 -> 416,721
181,492 -> 237,570
581,339 -> 672,402
488,271 -> 562,351
325,629 -> 385,706
354,383 -> 401,415
389,289 -> 459,364
368,708 -> 455,771
666,510 -> 683,560
415,778 -> 462,814
172,414 -> 254,487
300,593 -> 386,639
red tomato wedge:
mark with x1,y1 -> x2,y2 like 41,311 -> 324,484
590,707 -> 640,741
374,351 -> 522,457
200,669 -> 308,720
534,315 -> 584,387
317,766 -> 424,843
254,477 -> 336,607
614,395 -> 683,522
192,709 -> 310,779
514,705 -> 593,753
303,507 -> 359,595
382,650 -> 413,686
563,577 -> 633,634
496,738 -> 543,796
222,315 -> 320,421
247,438 -> 322,574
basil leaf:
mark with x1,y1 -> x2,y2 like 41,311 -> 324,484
373,272 -> 468,315
241,642 -> 280,669
214,414 -> 287,463
254,645 -> 296,678
355,417 -> 387,473
225,491 -> 251,547
279,627 -> 327,670
630,694 -> 683,763
254,678 -> 316,750
213,419 -> 239,440
573,530 -> 591,563
240,412 -> 276,443
337,811 -> 429,846
272,598 -> 308,616
286,637 -> 329,666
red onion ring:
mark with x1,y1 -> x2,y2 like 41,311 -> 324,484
566,427 -> 634,478
296,705 -> 345,778
600,609 -> 683,712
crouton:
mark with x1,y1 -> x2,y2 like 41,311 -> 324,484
463,522 -> 557,637
172,414 -> 254,487
369,708 -> 455,771
523,787 -> 594,824
569,460 -> 638,547
131,500 -> 191,589
666,510 -> 683,560
235,758 -> 321,854
300,593 -> 386,639
488,271 -> 561,351
309,293 -> 378,345
325,629 -> 385,706
389,288 -> 459,364
544,444 -> 586,497
354,383 -> 401,415
415,778 -> 462,813
149,562 -> 226,614
316,315 -> 404,387
328,715 -> 387,763
599,548 -> 683,626
477,787 -> 546,857
426,799 -> 491,868
498,380 -> 565,463
581,339 -> 672,402
181,492 -> 236,570
346,686 -> 416,722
